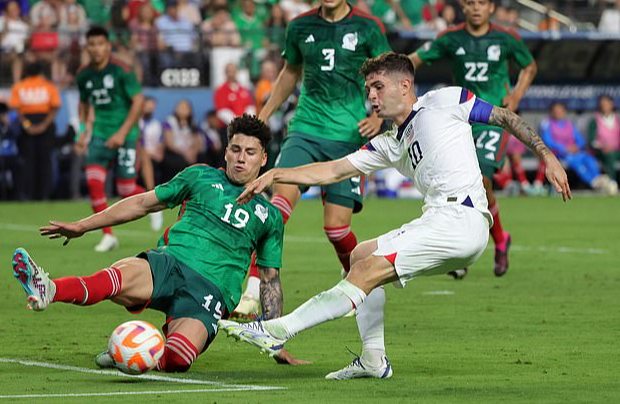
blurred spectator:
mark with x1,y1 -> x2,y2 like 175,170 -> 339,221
58,0 -> 89,85
598,0 -> 620,32
199,109 -> 224,166
541,102 -> 616,194
59,0 -> 88,28
0,1 -> 28,83
505,6 -> 520,29
109,0 -> 134,66
213,62 -> 255,126
156,0 -> 197,68
588,95 -> 620,189
81,0 -> 113,26
0,0 -> 29,16
130,3 -> 162,85
140,96 -> 164,166
280,0 -> 311,21
421,0 -> 446,30
178,0 -> 201,24
0,101 -> 21,200
30,0 -> 59,27
391,0 -> 431,30
264,2 -> 286,50
539,3 -> 561,31
161,99 -> 203,182
29,13 -> 62,83
494,134 -> 547,196
233,0 -> 267,50
201,5 -> 241,47
9,62 -> 61,200
254,58 -> 277,116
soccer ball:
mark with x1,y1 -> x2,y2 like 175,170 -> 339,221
108,320 -> 165,375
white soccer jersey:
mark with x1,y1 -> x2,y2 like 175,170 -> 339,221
347,86 -> 494,223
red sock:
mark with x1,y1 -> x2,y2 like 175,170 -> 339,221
116,178 -> 145,198
248,253 -> 259,278
53,267 -> 122,305
324,225 -> 358,272
86,165 -> 113,235
535,162 -> 546,183
513,161 -> 528,184
493,169 -> 512,189
157,333 -> 198,373
271,195 -> 292,224
489,202 -> 506,245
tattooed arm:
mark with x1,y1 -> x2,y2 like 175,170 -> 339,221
258,266 -> 311,366
488,106 -> 572,201
257,266 -> 283,320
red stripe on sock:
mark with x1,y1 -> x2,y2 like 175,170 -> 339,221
271,195 -> 292,224
157,333 -> 198,372
79,267 -> 123,306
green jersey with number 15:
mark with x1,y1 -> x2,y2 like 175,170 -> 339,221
283,5 -> 391,145
416,23 -> 534,107
76,57 -> 142,141
154,165 -> 284,313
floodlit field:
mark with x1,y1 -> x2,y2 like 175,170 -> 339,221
1,196 -> 619,403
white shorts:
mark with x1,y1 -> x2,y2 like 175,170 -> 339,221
373,205 -> 490,287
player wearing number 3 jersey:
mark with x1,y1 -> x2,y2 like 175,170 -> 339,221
219,53 -> 569,380
234,0 -> 392,318
410,0 -> 538,277
14,114 -> 307,373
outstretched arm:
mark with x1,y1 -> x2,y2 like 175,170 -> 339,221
40,190 -> 168,244
258,62 -> 302,122
237,158 -> 362,204
488,106 -> 572,201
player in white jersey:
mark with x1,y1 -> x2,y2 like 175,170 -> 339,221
219,53 -> 571,379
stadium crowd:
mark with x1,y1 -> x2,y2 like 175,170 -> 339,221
0,0 -> 619,201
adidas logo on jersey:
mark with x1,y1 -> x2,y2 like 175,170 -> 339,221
305,34 -> 315,43
455,47 -> 466,55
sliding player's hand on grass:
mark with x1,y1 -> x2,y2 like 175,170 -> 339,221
237,171 -> 275,204
273,347 -> 312,366
40,221 -> 85,246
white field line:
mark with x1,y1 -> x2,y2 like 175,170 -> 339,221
0,222 -> 612,254
0,358 -> 284,392
423,290 -> 455,296
0,389 -> 278,399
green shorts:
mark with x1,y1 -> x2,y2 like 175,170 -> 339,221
129,249 -> 228,349
472,124 -> 509,178
86,136 -> 139,179
276,132 -> 363,213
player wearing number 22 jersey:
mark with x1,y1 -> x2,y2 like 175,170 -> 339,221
75,26 -> 147,252
411,0 -> 538,277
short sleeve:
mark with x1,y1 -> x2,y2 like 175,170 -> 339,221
508,35 -> 534,69
122,68 -> 142,98
368,22 -> 391,57
154,165 -> 201,208
416,35 -> 449,64
346,135 -> 392,175
453,88 -> 493,125
255,209 -> 284,269
282,22 -> 302,65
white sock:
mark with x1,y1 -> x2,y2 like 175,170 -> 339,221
264,280 -> 367,340
356,286 -> 386,368
244,276 -> 260,300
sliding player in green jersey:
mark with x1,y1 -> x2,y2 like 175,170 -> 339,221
13,114 -> 305,372
410,0 -> 538,277
235,0 -> 392,318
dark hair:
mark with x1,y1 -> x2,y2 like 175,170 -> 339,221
86,25 -> 109,40
23,61 -> 44,78
227,114 -> 272,149
359,52 -> 415,80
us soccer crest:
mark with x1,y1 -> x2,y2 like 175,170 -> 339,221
342,32 -> 358,51
487,45 -> 501,61
254,204 -> 269,223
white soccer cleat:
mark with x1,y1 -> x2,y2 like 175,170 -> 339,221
325,355 -> 393,380
230,294 -> 260,321
149,211 -> 164,231
218,319 -> 286,357
12,248 -> 56,311
95,234 -> 119,252
95,350 -> 116,369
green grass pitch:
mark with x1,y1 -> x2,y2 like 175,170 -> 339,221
1,196 -> 619,403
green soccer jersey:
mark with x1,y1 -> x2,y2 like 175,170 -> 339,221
416,23 -> 534,107
76,57 -> 142,141
283,5 -> 391,145
154,165 -> 284,312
